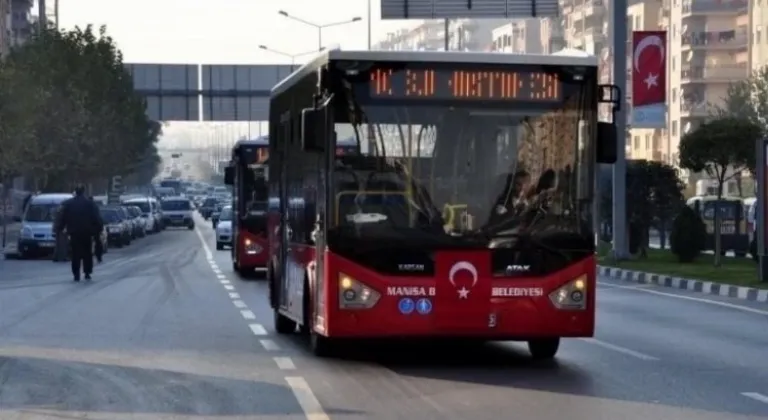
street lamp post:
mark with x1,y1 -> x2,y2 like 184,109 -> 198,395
278,10 -> 362,51
258,45 -> 325,70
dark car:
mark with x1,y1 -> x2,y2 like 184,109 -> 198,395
101,206 -> 132,247
199,197 -> 218,219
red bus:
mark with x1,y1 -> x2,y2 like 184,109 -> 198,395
224,138 -> 270,277
225,136 -> 362,277
266,49 -> 618,358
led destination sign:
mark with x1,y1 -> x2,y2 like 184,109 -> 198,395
369,65 -> 561,102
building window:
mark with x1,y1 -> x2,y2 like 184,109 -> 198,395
634,135 -> 640,149
672,55 -> 676,71
672,87 -> 677,103
672,120 -> 678,136
645,134 -> 651,149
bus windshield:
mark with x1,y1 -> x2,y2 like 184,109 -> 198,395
329,65 -> 595,251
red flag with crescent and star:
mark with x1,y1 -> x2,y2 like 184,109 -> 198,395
632,31 -> 667,108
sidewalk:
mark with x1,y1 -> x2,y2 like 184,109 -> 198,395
598,264 -> 768,303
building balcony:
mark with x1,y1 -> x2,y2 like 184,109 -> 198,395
680,101 -> 711,117
681,0 -> 747,16
575,0 -> 605,17
583,26 -> 605,39
680,64 -> 748,83
681,29 -> 747,51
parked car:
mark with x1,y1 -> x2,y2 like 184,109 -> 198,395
126,206 -> 147,237
15,193 -> 71,259
122,197 -> 160,233
100,206 -> 132,247
121,205 -> 144,238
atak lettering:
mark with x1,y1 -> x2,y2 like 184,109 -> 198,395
492,287 -> 544,297
387,286 -> 436,297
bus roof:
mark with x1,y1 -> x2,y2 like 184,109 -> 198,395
272,48 -> 600,97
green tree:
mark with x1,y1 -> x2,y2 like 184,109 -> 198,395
679,116 -> 761,265
0,25 -> 161,192
719,66 -> 768,128
598,161 -> 684,254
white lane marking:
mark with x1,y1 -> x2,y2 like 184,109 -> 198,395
241,310 -> 256,320
742,392 -> 768,404
212,268 -> 222,274
220,280 -> 231,285
249,323 -> 268,335
599,281 -> 768,316
224,285 -> 234,291
285,376 -> 330,420
216,274 -> 227,280
233,300 -> 247,309
229,292 -> 240,299
195,227 -> 214,258
261,339 -> 281,351
274,357 -> 296,370
579,338 -> 659,361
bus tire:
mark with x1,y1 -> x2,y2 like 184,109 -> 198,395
303,274 -> 334,357
528,338 -> 560,360
274,310 -> 297,335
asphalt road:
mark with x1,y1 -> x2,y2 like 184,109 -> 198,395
1,215 -> 766,419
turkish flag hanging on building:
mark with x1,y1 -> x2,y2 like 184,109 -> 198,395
631,31 -> 667,108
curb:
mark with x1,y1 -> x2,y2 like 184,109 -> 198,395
597,265 -> 768,304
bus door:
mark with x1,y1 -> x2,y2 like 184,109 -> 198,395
283,198 -> 306,315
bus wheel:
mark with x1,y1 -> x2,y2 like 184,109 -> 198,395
303,275 -> 334,357
274,310 -> 297,334
528,338 -> 560,360
310,333 -> 335,357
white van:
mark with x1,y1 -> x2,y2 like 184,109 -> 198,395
16,193 -> 72,258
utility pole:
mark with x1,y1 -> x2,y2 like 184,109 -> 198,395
611,0 -> 629,259
37,0 -> 45,33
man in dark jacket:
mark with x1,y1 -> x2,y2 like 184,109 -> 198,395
56,186 -> 102,281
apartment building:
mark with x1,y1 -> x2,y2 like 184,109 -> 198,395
373,19 -> 509,51
560,0 -> 768,177
489,18 -> 565,54
9,0 -> 33,46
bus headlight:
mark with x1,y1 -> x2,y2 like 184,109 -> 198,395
338,273 -> 380,309
549,275 -> 588,310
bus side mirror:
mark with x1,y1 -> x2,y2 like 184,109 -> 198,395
301,107 -> 326,152
596,122 -> 617,164
224,166 -> 234,185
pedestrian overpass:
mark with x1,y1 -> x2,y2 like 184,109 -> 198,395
125,63 -> 294,121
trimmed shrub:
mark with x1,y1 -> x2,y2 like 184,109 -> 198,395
670,206 -> 706,263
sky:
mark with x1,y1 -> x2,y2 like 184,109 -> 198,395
57,0 -> 418,63
55,0 -> 423,146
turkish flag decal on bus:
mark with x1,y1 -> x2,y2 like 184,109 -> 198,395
432,250 -> 492,331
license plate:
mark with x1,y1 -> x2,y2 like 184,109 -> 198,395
721,225 -> 735,234
39,241 -> 55,248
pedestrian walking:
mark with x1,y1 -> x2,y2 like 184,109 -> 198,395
55,185 -> 102,281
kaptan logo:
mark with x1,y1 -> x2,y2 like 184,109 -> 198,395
448,261 -> 478,299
